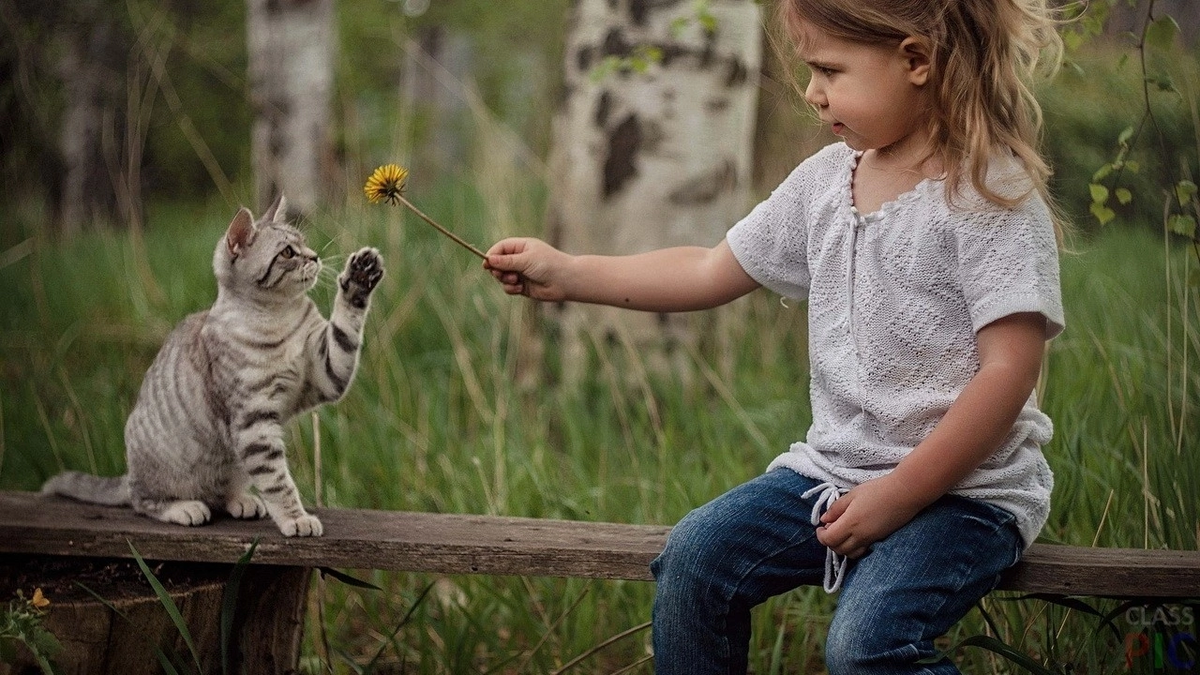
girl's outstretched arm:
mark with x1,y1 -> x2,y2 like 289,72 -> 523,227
815,312 -> 1049,558
484,237 -> 761,312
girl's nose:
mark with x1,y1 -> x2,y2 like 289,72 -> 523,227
804,77 -> 825,108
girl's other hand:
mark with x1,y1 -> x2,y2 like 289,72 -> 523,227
484,237 -> 571,302
815,475 -> 926,559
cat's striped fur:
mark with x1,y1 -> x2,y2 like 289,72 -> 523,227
42,196 -> 383,537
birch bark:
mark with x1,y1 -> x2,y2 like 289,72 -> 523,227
246,0 -> 335,216
546,0 -> 762,379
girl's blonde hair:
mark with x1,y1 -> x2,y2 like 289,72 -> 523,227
780,0 -> 1064,218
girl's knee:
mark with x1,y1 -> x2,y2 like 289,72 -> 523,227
651,506 -> 721,584
824,614 -> 938,675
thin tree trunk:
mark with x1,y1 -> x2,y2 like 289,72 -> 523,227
546,0 -> 762,381
246,0 -> 336,216
57,0 -> 123,235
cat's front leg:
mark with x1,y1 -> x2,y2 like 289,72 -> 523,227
236,418 -> 322,537
225,474 -> 268,520
306,248 -> 384,407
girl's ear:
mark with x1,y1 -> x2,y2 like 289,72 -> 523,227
226,207 -> 256,257
899,37 -> 932,86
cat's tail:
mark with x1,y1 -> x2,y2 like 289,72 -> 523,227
42,472 -> 131,506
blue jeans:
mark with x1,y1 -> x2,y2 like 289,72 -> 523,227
650,469 -> 1023,674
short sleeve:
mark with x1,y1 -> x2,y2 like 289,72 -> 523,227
726,159 -> 820,301
955,197 -> 1065,340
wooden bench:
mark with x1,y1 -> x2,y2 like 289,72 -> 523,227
1,490 -> 1197,670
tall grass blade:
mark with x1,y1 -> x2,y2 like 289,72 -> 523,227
947,634 -> 1062,675
608,653 -> 655,675
317,567 -> 383,591
128,540 -> 203,673
75,582 -> 183,675
220,539 -> 259,675
333,647 -> 367,674
550,620 -> 651,675
363,581 -> 434,671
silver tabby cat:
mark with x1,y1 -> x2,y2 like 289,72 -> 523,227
42,195 -> 382,537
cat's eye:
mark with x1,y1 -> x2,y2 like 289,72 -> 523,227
280,246 -> 295,259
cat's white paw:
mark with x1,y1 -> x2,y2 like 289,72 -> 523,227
160,501 -> 211,526
280,514 -> 323,537
227,494 -> 268,520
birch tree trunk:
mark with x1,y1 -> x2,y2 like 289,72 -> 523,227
246,0 -> 335,216
56,0 -> 123,235
545,0 -> 762,382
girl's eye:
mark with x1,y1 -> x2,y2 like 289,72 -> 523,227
280,246 -> 295,259
814,66 -> 835,77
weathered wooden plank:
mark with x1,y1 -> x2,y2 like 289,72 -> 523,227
0,491 -> 668,581
997,541 -> 1200,598
1,491 -> 1198,597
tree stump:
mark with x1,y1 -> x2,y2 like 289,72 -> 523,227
0,555 -> 310,675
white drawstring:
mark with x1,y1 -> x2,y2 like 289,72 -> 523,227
802,481 -> 850,593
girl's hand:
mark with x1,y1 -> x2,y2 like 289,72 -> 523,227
815,475 -> 927,559
484,237 -> 572,302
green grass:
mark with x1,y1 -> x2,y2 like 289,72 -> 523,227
1,186 -> 1197,672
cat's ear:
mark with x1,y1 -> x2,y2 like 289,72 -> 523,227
263,194 -> 288,224
226,207 -> 256,257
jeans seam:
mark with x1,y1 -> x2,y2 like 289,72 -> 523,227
718,520 -> 816,666
915,512 -> 1015,672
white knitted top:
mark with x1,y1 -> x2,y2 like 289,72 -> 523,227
727,142 -> 1064,547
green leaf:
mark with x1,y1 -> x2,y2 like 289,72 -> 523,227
1147,74 -> 1177,93
28,628 -> 61,658
955,634 -> 1061,675
669,16 -> 689,38
1115,188 -> 1133,205
221,539 -> 259,675
1168,214 -> 1197,238
1091,163 -> 1113,182
1090,202 -> 1116,225
1125,160 -> 1140,174
1117,125 -> 1134,146
76,582 -> 182,675
129,541 -> 202,673
1175,180 -> 1197,206
1145,15 -> 1180,52
1089,183 -> 1110,204
317,567 -> 383,591
1063,30 -> 1083,51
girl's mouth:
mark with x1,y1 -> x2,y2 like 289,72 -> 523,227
831,123 -> 845,135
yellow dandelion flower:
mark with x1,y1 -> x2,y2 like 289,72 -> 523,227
364,163 -> 487,260
364,164 -> 408,206
31,587 -> 50,609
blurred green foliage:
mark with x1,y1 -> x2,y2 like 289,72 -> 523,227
0,0 -> 568,220
0,0 -> 1195,239
1043,39 -> 1199,233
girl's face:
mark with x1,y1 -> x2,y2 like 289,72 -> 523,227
797,21 -> 931,157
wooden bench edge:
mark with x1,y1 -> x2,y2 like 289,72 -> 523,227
1,491 -> 1197,597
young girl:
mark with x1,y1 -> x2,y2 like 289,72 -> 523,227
485,0 -> 1065,672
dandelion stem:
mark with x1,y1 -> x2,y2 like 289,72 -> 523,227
396,195 -> 487,260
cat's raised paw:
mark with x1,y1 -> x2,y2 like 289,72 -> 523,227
160,500 -> 212,527
339,248 -> 384,307
281,514 -> 324,537
227,493 -> 268,519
